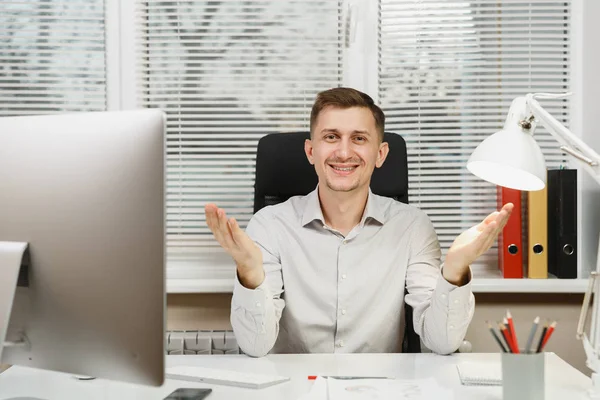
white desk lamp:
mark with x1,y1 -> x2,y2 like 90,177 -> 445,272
466,92 -> 600,396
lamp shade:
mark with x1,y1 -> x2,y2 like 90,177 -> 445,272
467,126 -> 547,191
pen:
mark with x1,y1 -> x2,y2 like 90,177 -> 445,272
308,375 -> 390,380
538,321 -> 557,353
486,321 -> 508,353
503,317 -> 519,354
506,310 -> 520,353
525,316 -> 540,354
502,317 -> 512,343
499,322 -> 517,353
536,322 -> 549,353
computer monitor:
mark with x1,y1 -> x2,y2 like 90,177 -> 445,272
0,110 -> 166,386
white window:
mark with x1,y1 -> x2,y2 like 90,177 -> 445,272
0,0 -> 107,115
378,0 -> 571,276
133,1 -> 344,291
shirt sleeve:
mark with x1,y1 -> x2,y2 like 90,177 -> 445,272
230,209 -> 285,357
404,212 -> 475,355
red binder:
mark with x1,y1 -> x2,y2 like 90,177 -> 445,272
497,186 -> 523,278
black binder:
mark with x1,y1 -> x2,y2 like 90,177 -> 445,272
547,169 -> 578,279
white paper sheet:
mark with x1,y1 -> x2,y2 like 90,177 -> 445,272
298,376 -> 454,400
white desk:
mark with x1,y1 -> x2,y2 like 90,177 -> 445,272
0,353 -> 592,399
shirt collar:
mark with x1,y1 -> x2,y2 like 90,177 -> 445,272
301,186 -> 387,227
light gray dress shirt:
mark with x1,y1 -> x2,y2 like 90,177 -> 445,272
231,188 -> 475,357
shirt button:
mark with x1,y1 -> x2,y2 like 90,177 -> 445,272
341,274 -> 347,280
440,294 -> 447,299
449,325 -> 455,330
454,299 -> 459,304
341,309 -> 346,315
342,240 -> 347,244
338,340 -> 345,347
255,302 -> 261,307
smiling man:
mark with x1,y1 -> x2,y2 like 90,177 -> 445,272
205,87 -> 512,357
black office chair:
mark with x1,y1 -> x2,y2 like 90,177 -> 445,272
252,131 -> 421,353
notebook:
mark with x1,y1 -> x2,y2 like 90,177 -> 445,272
456,362 -> 502,386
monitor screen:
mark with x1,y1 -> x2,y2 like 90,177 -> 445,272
0,109 -> 165,386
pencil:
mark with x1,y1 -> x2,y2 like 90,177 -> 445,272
497,322 -> 510,351
503,317 -> 511,341
487,321 -> 508,352
539,321 -> 557,352
499,323 -> 517,353
503,317 -> 519,354
525,316 -> 540,354
506,310 -> 520,353
536,322 -> 549,353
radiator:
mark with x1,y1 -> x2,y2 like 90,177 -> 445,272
166,330 -> 241,355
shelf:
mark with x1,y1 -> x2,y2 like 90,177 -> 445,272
167,278 -> 233,294
166,269 -> 590,294
472,270 -> 589,293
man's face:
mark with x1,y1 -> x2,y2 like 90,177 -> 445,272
305,106 -> 389,193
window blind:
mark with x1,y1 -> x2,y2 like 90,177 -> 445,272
135,0 -> 344,286
0,0 -> 107,116
379,0 -> 571,274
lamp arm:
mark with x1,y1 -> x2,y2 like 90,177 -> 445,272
526,93 -> 600,187
526,94 -> 600,389
578,272 -> 597,339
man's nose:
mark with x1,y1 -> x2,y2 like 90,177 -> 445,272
334,137 -> 352,159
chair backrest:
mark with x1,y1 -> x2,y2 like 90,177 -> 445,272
252,131 -> 421,353
253,132 -> 408,213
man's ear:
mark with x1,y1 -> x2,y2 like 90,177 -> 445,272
375,141 -> 389,168
304,138 -> 315,165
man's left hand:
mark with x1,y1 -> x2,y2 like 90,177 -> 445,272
443,203 -> 514,285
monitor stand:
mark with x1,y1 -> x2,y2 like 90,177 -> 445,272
1,242 -> 95,390
0,242 -> 29,362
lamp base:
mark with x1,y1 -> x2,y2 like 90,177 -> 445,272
589,373 -> 600,399
588,372 -> 600,400
583,335 -> 600,398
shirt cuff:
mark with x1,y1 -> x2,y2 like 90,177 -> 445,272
436,265 -> 473,306
233,273 -> 270,313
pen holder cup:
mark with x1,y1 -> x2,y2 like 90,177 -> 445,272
502,351 -> 545,400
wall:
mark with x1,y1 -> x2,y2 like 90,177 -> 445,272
581,0 -> 600,289
167,292 -> 591,375
168,293 -> 233,331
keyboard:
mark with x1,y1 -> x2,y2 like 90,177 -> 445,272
165,365 -> 290,389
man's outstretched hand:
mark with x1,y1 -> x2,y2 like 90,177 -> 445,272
443,203 -> 514,285
205,203 -> 264,289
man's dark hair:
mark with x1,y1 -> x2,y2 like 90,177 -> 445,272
310,87 -> 385,141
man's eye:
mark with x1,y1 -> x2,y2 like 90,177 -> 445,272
354,136 -> 365,142
325,134 -> 336,140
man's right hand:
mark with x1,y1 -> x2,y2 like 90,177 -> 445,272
205,203 -> 265,289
